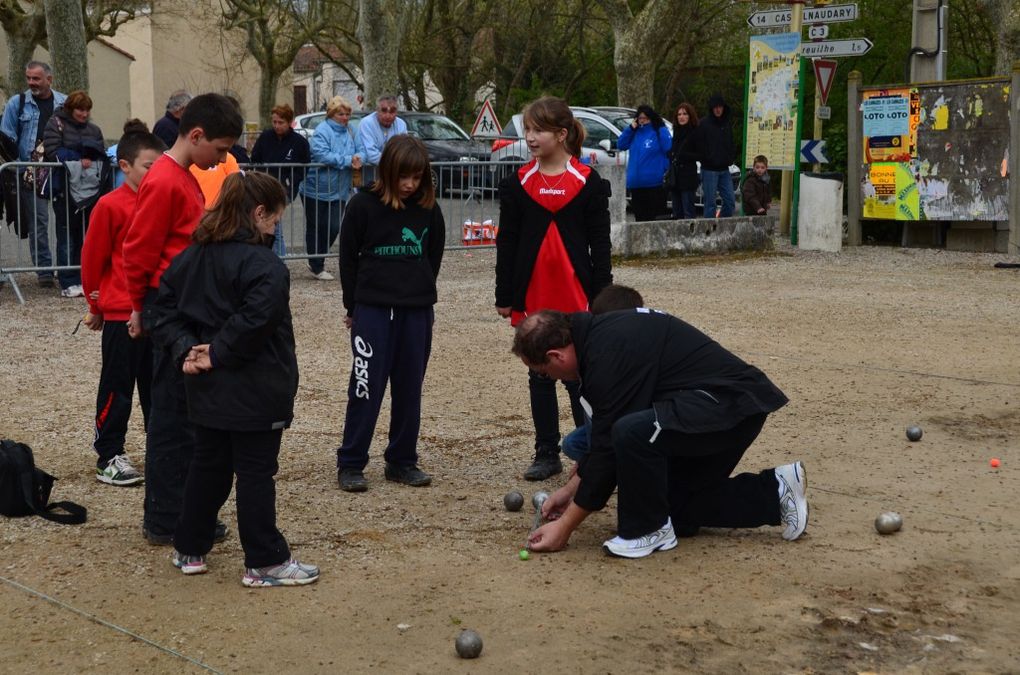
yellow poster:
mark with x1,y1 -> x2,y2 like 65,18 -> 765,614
745,32 -> 800,170
862,88 -> 920,162
863,162 -> 918,220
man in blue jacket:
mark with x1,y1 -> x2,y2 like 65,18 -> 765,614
0,61 -> 66,286
356,95 -> 407,183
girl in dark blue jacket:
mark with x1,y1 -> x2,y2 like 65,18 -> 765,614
617,104 -> 672,222
153,171 -> 318,588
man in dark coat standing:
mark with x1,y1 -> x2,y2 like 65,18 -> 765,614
516,308 -> 808,559
697,93 -> 737,218
153,91 -> 191,150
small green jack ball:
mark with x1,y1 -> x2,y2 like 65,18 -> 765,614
519,549 -> 529,560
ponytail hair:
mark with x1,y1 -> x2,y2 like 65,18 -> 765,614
194,171 -> 286,245
522,97 -> 586,158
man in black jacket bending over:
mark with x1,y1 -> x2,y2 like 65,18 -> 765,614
516,308 -> 808,558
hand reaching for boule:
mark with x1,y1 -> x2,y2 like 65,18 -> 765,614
528,519 -> 571,552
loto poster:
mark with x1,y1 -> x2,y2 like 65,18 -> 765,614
861,88 -> 920,163
745,32 -> 801,170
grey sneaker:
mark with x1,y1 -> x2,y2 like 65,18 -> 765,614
172,550 -> 208,575
96,454 -> 144,486
384,463 -> 432,487
603,518 -> 678,559
60,284 -> 84,298
242,559 -> 319,587
776,461 -> 808,541
523,446 -> 562,481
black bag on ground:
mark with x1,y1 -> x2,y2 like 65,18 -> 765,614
0,439 -> 87,524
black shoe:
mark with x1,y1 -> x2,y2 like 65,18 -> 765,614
143,520 -> 229,546
338,468 -> 368,492
37,275 -> 55,288
384,463 -> 432,487
523,447 -> 563,481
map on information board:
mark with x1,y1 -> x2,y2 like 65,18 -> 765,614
745,32 -> 801,170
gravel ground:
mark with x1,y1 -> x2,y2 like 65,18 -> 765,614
1,239 -> 1018,673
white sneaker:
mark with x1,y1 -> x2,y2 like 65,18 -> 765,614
242,558 -> 320,587
602,518 -> 678,559
307,263 -> 334,281
776,461 -> 808,541
96,454 -> 144,486
60,284 -> 84,298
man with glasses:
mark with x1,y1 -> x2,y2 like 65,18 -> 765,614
357,95 -> 408,177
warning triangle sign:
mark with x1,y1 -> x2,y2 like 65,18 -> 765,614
813,58 -> 838,107
470,99 -> 502,138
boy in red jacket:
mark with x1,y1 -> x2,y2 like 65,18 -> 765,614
121,93 -> 243,545
81,131 -> 166,486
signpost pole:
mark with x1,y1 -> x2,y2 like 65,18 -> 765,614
779,1 -> 805,236
813,74 -> 823,173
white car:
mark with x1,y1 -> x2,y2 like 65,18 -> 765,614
491,107 -> 631,167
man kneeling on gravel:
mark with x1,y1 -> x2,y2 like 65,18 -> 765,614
516,308 -> 808,558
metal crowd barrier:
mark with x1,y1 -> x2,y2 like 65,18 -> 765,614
0,160 -> 88,304
0,159 -> 523,304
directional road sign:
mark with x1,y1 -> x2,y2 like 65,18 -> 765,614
748,3 -> 859,29
801,38 -> 873,58
800,140 -> 829,164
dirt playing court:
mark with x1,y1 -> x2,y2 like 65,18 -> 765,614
1,241 -> 1018,673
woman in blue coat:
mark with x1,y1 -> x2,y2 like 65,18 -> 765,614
298,96 -> 362,280
617,104 -> 672,222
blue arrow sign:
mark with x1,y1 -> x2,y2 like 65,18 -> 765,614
800,139 -> 829,164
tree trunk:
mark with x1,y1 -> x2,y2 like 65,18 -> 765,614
613,36 -> 656,107
259,70 -> 281,127
6,33 -> 36,95
43,0 -> 88,92
357,0 -> 405,104
993,0 -> 1020,74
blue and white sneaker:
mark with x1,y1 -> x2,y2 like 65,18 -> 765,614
242,559 -> 319,587
602,518 -> 678,559
776,461 -> 808,540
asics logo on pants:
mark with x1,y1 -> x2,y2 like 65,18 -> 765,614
354,336 -> 374,399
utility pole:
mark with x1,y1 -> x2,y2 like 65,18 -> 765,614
910,0 -> 948,82
779,1 -> 805,234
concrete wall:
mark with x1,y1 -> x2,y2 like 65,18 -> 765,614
612,216 -> 776,258
0,38 -> 133,143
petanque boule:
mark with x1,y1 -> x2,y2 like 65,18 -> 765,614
455,629 -> 483,659
874,512 -> 903,534
905,425 -> 923,442
532,490 -> 550,510
503,491 -> 524,512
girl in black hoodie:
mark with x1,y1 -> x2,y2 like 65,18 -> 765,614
154,171 -> 318,587
335,135 -> 445,492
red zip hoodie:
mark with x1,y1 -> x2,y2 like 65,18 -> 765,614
122,154 -> 205,311
80,185 -> 138,321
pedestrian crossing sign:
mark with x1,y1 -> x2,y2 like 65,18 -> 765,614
471,99 -> 502,138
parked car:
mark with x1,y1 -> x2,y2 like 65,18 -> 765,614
491,107 -> 630,168
292,110 -> 489,195
492,105 -> 739,215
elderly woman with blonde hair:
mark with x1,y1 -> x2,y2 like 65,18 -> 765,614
298,95 -> 363,280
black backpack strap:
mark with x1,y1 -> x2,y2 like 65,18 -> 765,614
17,465 -> 87,525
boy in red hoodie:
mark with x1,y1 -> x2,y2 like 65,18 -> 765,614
121,93 -> 243,544
81,131 -> 166,486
